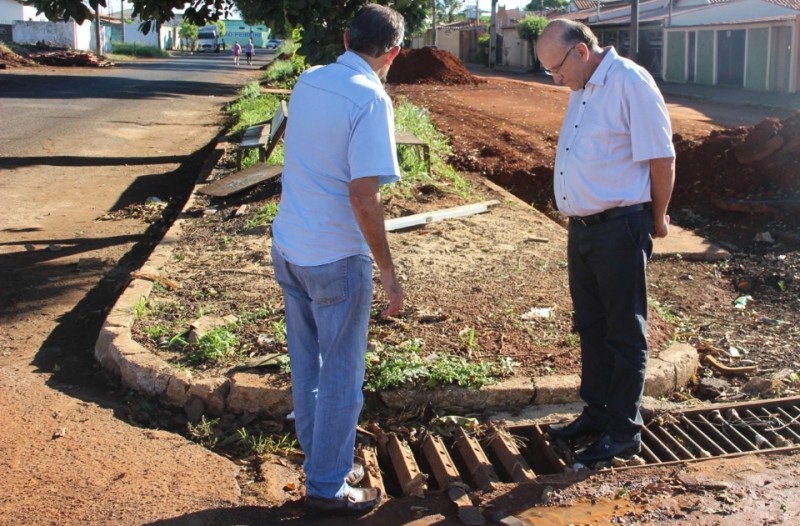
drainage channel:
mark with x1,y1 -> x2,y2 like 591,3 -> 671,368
358,396 -> 800,499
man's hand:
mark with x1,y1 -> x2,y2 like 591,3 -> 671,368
379,268 -> 404,317
653,213 -> 670,239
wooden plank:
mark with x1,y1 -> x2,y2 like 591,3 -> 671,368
260,87 -> 293,95
197,164 -> 282,197
385,200 -> 500,232
396,130 -> 426,146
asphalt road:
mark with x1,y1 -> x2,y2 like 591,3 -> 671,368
0,53 -> 268,524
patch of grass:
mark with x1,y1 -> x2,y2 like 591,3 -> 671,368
187,325 -> 241,364
110,42 -> 170,58
247,201 -> 280,228
393,97 -> 473,200
237,429 -> 298,456
364,338 -> 516,391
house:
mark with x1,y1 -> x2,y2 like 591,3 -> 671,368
561,0 -> 800,93
0,0 -> 47,43
663,0 -> 800,93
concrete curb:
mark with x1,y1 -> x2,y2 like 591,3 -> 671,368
94,142 -> 700,420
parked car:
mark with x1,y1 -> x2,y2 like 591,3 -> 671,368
265,39 -> 282,51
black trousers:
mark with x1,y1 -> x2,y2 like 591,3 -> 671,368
567,207 -> 653,441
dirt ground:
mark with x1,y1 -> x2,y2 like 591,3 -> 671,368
2,47 -> 800,525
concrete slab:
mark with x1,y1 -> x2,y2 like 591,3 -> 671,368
654,224 -> 730,261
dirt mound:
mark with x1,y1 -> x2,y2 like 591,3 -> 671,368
387,47 -> 483,85
673,111 -> 800,220
0,45 -> 37,68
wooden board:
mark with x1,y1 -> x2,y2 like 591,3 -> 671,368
384,200 -> 500,232
197,164 -> 282,197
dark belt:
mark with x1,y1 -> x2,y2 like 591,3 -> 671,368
569,203 -> 651,227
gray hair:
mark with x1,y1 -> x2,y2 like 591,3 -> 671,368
545,19 -> 599,49
348,4 -> 405,58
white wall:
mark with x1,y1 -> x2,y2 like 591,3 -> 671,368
12,20 -> 101,51
0,0 -> 48,24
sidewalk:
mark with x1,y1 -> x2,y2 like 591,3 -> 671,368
468,63 -> 800,113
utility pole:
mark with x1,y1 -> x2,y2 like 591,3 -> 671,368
120,0 -> 125,42
93,1 -> 102,57
488,0 -> 497,68
630,0 -> 639,61
432,0 -> 437,47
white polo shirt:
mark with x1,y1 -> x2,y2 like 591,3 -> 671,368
272,51 -> 401,266
553,47 -> 675,217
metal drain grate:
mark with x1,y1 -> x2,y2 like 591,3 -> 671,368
358,396 -> 800,497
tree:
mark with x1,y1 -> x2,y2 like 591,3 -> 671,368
28,0 -> 429,64
235,0 -> 430,64
179,18 -> 199,50
523,0 -> 569,12
214,19 -> 226,39
517,14 -> 547,71
437,0 -> 463,23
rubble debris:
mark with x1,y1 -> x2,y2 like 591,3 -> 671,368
27,49 -> 115,67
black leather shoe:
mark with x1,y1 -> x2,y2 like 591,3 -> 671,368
574,432 -> 641,464
547,413 -> 605,440
305,487 -> 381,516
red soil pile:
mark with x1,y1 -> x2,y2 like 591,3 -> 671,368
387,47 -> 483,85
673,111 -> 800,220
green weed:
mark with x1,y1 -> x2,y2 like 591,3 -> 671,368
187,326 -> 241,364
247,201 -> 280,228
237,429 -> 298,456
133,296 -> 148,319
364,338 -> 513,391
187,415 -> 220,448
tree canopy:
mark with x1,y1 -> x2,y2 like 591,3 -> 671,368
523,0 -> 569,12
28,0 -> 430,65
517,14 -> 547,70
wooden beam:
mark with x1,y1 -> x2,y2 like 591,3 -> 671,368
385,200 -> 500,232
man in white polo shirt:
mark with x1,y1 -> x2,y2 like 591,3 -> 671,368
270,4 -> 405,516
537,19 -> 675,465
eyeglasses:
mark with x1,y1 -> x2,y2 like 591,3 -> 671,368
544,44 -> 577,76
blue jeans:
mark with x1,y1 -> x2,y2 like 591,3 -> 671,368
271,245 -> 373,499
567,209 -> 653,442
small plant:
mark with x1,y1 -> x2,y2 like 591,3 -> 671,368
187,326 -> 241,364
187,415 -> 221,448
272,319 -> 287,343
247,201 -> 280,228
142,323 -> 169,340
132,296 -> 148,319
460,326 -> 480,356
237,429 -> 298,456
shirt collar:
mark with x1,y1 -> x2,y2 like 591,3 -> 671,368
336,50 -> 381,84
587,46 -> 617,88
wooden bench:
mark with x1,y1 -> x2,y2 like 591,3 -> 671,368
396,131 -> 431,174
237,100 -> 289,170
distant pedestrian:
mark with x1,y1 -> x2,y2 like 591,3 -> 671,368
232,41 -> 241,66
244,39 -> 255,65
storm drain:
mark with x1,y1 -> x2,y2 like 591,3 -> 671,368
358,396 -> 800,498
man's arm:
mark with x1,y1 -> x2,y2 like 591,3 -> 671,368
349,176 -> 404,317
650,156 -> 675,238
